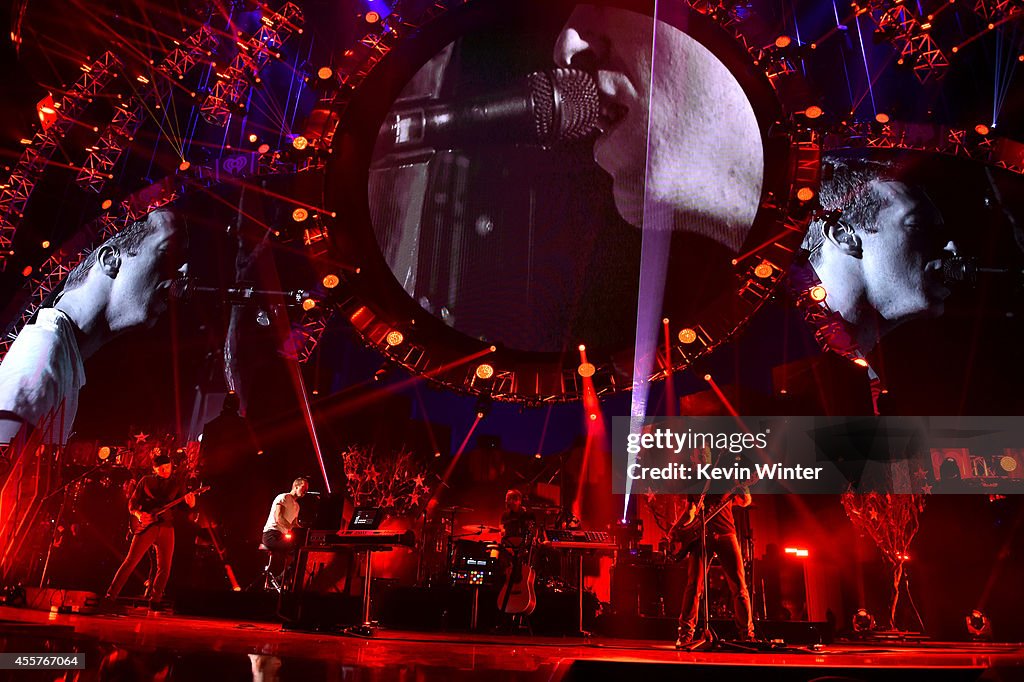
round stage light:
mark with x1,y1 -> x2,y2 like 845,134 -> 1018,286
754,262 -> 774,278
775,35 -> 792,48
317,66 -> 334,80
301,298 -> 317,311
974,124 -> 990,136
41,240 -> 50,249
804,105 -> 823,119
703,374 -> 712,382
678,328 -> 697,344
534,453 -> 542,459
178,161 -> 191,172
385,330 -> 404,347
809,285 -> 827,302
249,133 -> 259,143
852,608 -> 875,633
578,344 -> 586,352
853,357 -> 869,368
875,112 -> 890,124
101,199 -> 113,210
292,135 -> 308,151
796,187 -> 815,202
1000,455 -> 1017,473
365,11 -> 381,24
257,143 -> 271,154
578,362 -> 596,378
322,274 -> 340,289
589,413 -> 598,421
292,207 -> 309,222
98,446 -> 111,461
475,363 -> 494,380
21,266 -> 32,277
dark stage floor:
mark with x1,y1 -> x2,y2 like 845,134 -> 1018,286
1,606 -> 1022,682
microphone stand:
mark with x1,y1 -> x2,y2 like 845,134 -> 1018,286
38,458 -> 112,588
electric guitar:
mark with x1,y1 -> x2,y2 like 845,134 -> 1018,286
666,480 -> 754,561
129,485 -> 210,535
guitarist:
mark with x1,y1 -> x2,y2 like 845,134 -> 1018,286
673,487 -> 754,647
105,453 -> 196,608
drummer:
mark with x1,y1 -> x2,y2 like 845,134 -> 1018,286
500,489 -> 536,549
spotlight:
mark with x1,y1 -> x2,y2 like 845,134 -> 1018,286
852,608 -> 876,633
678,328 -> 697,344
434,451 -> 441,458
249,133 -> 259,143
804,105 -> 824,119
41,240 -> 50,249
853,358 -> 869,368
534,452 -> 542,459
475,363 -> 494,380
257,143 -> 271,154
775,35 -> 792,48
753,262 -> 774,278
385,330 -> 404,346
364,10 -> 381,25
578,362 -> 596,378
784,547 -> 809,557
292,207 -> 309,222
589,413 -> 597,421
101,199 -> 113,210
178,160 -> 191,172
292,135 -> 308,151
703,373 -> 712,382
974,124 -> 990,136
796,187 -> 815,202
875,112 -> 890,124
578,344 -> 586,352
301,298 -> 316,311
21,266 -> 32,277
808,285 -> 827,302
474,396 -> 491,419
316,66 -> 333,80
98,446 -> 111,461
999,455 -> 1017,473
966,610 -> 992,640
322,274 -> 340,289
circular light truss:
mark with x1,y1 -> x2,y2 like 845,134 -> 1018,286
323,0 -> 821,403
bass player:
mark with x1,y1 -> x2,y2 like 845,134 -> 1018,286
105,452 -> 196,608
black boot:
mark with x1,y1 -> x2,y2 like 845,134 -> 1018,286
675,626 -> 693,649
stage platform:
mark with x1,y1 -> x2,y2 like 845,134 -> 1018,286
1,606 -> 1022,681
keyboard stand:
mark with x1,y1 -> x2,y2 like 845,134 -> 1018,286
342,546 -> 391,637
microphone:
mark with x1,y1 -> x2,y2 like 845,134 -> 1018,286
943,257 -> 1024,285
376,68 -> 599,153
170,278 -> 312,307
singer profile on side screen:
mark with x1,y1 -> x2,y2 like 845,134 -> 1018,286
0,207 -> 187,445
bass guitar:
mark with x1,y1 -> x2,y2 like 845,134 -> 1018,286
129,485 -> 210,535
666,480 -> 754,561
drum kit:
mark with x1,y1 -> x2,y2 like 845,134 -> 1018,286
432,501 -> 575,591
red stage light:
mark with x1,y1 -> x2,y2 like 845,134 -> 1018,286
678,328 -> 697,344
364,11 -> 381,24
317,66 -> 333,80
578,362 -> 596,378
385,330 -> 404,347
249,133 -> 259,143
292,136 -> 308,151
578,344 -> 586,352
589,413 -> 597,421
775,35 -> 792,48
784,547 -> 809,557
302,298 -> 317,311
796,187 -> 815,202
475,364 -> 494,380
292,207 -> 309,222
178,161 -> 191,172
98,446 -> 111,461
101,199 -> 113,210
805,105 -> 824,119
853,357 -> 869,368
534,453 -> 542,459
322,274 -> 340,289
754,262 -> 774,278
41,240 -> 50,249
875,112 -> 890,124
974,124 -> 990,136
257,143 -> 271,154
809,285 -> 827,302
21,266 -> 32,277
703,374 -> 712,382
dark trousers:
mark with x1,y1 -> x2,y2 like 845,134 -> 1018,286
108,525 -> 175,602
678,532 -> 754,639
261,530 -> 298,582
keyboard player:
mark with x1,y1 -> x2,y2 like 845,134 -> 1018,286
261,477 -> 310,581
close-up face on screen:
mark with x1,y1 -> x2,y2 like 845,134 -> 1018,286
368,3 -> 764,355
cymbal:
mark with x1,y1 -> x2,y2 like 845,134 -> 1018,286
441,506 -> 474,513
462,524 -> 500,533
526,503 -> 561,511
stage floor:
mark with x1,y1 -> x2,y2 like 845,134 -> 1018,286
1,606 -> 1022,682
